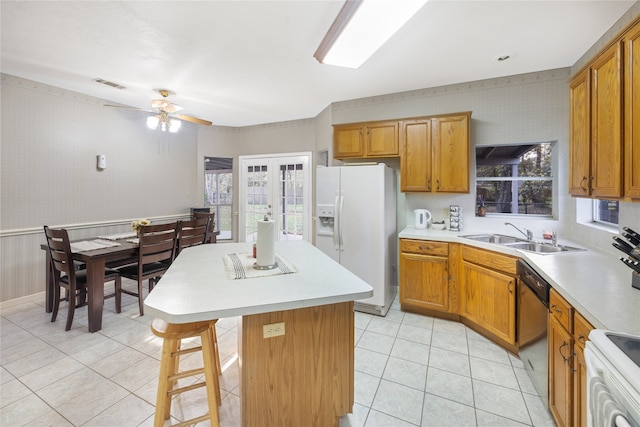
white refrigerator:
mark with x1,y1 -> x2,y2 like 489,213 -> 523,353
315,163 -> 397,316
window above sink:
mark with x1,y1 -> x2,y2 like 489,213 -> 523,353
475,141 -> 556,218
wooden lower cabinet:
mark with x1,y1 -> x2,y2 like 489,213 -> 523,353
573,343 -> 588,427
572,311 -> 595,427
399,239 -> 453,314
240,302 -> 354,426
460,260 -> 516,345
549,314 -> 574,427
548,288 -> 594,427
460,245 -> 518,347
398,239 -> 599,427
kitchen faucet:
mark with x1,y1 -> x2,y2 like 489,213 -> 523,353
505,222 -> 533,241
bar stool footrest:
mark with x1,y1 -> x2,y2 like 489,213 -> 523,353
167,380 -> 207,396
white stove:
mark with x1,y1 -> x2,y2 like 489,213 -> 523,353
585,329 -> 640,427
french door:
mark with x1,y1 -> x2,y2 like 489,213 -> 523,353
239,153 -> 311,242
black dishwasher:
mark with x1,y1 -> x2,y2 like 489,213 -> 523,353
517,259 -> 551,408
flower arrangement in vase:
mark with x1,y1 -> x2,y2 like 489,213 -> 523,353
131,219 -> 150,236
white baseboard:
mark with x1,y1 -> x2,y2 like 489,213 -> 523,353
0,291 -> 45,311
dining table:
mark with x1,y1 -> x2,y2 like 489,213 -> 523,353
41,233 -> 139,332
144,239 -> 373,427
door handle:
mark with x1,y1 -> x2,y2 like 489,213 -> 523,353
333,194 -> 340,250
559,341 -> 570,363
579,176 -> 587,192
338,194 -> 345,250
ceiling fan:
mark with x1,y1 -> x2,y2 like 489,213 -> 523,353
105,89 -> 212,132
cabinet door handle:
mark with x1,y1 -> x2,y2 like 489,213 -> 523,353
508,280 -> 513,294
579,176 -> 587,192
570,351 -> 577,372
550,304 -> 562,315
578,334 -> 586,344
427,178 -> 432,191
436,180 -> 440,190
559,341 -> 570,363
588,176 -> 594,192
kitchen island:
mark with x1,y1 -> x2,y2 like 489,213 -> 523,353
144,240 -> 373,427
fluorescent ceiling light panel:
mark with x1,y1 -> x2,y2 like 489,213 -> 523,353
315,0 -> 428,69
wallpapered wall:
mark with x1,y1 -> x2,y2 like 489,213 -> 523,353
331,69 -> 571,240
0,74 -> 199,302
3,4 -> 640,303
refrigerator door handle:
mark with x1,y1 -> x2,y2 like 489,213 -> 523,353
338,193 -> 345,250
333,193 -> 340,250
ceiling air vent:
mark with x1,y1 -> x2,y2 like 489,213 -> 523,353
92,78 -> 126,90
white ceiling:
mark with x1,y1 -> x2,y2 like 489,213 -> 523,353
1,1 -> 635,127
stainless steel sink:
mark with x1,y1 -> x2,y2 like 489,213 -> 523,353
503,241 -> 585,254
461,233 -> 586,254
460,234 -> 528,244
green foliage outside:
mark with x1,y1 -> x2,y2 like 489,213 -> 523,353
476,144 -> 552,215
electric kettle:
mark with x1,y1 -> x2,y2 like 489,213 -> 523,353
414,209 -> 432,229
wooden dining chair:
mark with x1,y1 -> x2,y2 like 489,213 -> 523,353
43,226 -> 122,331
116,222 -> 178,316
193,211 -> 217,243
176,217 -> 209,255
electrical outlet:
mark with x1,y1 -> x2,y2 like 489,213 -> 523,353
263,322 -> 285,338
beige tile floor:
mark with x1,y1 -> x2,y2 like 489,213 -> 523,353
1,281 -> 556,426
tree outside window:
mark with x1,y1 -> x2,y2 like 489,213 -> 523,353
475,143 -> 553,216
204,157 -> 233,240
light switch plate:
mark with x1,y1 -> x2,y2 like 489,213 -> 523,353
263,322 -> 285,338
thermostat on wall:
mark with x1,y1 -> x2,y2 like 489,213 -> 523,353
97,154 -> 106,170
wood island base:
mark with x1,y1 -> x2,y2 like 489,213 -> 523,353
239,301 -> 355,427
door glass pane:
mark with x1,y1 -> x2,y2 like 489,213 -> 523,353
245,165 -> 270,242
278,162 -> 304,241
240,153 -> 310,243
204,157 -> 233,240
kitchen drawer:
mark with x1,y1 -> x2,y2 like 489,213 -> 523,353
461,245 -> 517,275
573,311 -> 594,350
400,239 -> 448,256
550,288 -> 573,332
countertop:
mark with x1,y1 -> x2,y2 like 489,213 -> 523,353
399,227 -> 640,335
143,240 -> 373,324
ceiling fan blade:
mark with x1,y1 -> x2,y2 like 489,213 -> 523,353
174,114 -> 212,126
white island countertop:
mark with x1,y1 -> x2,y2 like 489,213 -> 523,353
144,240 -> 373,324
399,227 -> 640,335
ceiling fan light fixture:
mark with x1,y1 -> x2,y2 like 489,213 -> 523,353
169,119 -> 181,133
146,115 -> 160,130
314,0 -> 428,69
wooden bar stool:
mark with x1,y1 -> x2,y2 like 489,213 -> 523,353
151,318 -> 222,427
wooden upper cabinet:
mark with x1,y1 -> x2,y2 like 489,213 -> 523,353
366,121 -> 399,157
401,112 -> 471,193
333,124 -> 365,158
569,69 -> 592,196
432,114 -> 470,193
625,20 -> 640,198
333,121 -> 398,159
590,41 -> 624,198
401,119 -> 432,191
